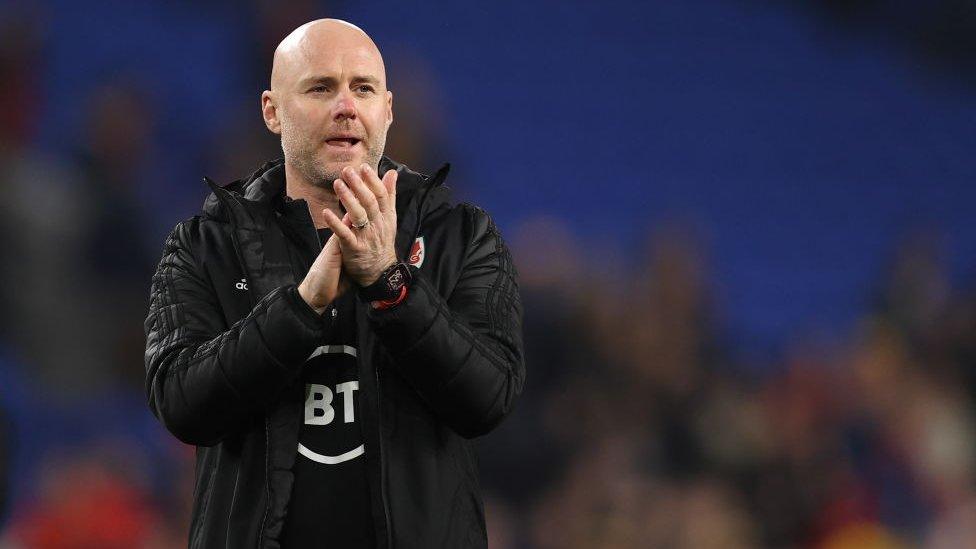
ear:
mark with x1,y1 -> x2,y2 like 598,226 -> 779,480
385,90 -> 394,129
261,90 -> 281,135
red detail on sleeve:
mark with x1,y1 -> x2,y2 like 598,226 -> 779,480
371,285 -> 408,310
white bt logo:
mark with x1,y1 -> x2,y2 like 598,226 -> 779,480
296,345 -> 364,465
304,381 -> 359,425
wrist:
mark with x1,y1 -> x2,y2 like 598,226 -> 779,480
297,282 -> 329,315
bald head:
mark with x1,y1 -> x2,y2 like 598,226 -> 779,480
270,18 -> 386,91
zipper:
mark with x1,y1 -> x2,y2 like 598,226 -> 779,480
375,359 -> 393,548
327,245 -> 389,547
346,299 -> 391,548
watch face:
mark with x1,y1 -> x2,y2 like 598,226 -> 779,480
376,263 -> 410,300
363,262 -> 411,302
387,268 -> 405,290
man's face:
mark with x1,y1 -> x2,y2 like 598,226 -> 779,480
265,28 -> 393,187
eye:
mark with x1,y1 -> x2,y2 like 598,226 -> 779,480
308,85 -> 330,93
355,84 -> 376,94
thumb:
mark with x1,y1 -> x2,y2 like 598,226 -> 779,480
323,233 -> 342,267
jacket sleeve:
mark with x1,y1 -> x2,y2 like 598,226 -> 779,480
367,205 -> 524,438
144,219 -> 325,446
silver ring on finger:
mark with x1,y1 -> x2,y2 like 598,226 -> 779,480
352,217 -> 370,229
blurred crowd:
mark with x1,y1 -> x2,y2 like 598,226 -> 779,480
480,224 -> 976,548
2,2 -> 975,549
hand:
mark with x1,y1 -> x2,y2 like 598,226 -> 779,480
323,164 -> 399,287
298,233 -> 346,314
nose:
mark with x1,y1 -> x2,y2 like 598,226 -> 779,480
333,90 -> 357,121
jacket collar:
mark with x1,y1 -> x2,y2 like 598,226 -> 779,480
203,156 -> 451,257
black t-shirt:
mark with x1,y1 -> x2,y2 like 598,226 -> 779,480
279,205 -> 376,548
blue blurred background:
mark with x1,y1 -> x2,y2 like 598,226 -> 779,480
1,0 -> 975,547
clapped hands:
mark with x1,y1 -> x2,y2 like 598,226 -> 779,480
298,164 -> 399,314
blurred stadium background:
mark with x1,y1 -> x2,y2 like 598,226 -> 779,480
2,0 -> 976,547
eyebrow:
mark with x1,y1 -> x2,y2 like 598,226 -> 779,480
351,75 -> 381,86
300,75 -> 382,88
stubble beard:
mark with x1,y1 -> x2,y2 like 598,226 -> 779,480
281,122 -> 387,190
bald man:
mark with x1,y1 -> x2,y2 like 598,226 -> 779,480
145,19 -> 524,548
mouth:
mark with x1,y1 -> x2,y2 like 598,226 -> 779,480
325,137 -> 362,148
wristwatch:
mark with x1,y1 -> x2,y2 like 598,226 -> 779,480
359,261 -> 412,305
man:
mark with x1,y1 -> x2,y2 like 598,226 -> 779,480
144,19 -> 524,548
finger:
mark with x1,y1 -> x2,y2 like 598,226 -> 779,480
308,232 -> 339,276
323,232 -> 342,259
322,207 -> 358,245
342,166 -> 381,220
315,234 -> 342,300
383,169 -> 398,201
333,178 -> 369,226
359,164 -> 390,213
345,165 -> 382,220
341,211 -> 353,227
317,234 -> 342,278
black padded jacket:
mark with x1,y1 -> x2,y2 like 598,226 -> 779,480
144,157 -> 524,548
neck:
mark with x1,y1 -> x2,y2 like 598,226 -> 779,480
284,163 -> 343,229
